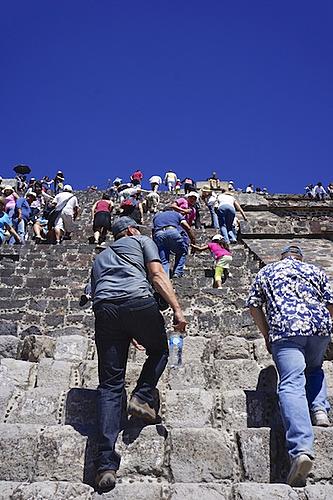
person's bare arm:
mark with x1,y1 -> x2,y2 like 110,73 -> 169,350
171,203 -> 191,215
6,224 -> 21,244
73,206 -> 79,221
91,201 -> 97,218
108,201 -> 114,212
147,261 -> 187,333
191,244 -> 209,252
180,220 -> 195,244
249,305 -> 271,353
234,200 -> 248,221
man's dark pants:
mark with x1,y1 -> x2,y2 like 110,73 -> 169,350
93,296 -> 169,472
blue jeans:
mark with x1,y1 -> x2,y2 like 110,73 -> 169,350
9,218 -> 26,245
93,297 -> 168,472
272,335 -> 330,459
208,205 -> 219,229
154,228 -> 188,277
217,204 -> 236,243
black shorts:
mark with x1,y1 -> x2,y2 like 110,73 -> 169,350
93,211 -> 111,231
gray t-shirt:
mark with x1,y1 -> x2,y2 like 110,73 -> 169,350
91,235 -> 161,304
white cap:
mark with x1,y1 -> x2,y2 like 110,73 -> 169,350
185,191 -> 199,199
212,234 -> 223,242
63,184 -> 73,192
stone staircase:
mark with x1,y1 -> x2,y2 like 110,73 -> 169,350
0,191 -> 333,499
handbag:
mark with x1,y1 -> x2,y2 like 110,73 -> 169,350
48,195 -> 75,229
109,244 -> 170,311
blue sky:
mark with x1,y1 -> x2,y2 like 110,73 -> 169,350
1,1 -> 332,193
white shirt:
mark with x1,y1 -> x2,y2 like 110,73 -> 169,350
217,193 -> 235,208
164,172 -> 177,183
246,186 -> 254,193
53,192 -> 79,216
313,185 -> 326,196
149,175 -> 162,185
207,192 -> 218,207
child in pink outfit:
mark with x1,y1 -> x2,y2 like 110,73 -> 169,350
191,234 -> 232,288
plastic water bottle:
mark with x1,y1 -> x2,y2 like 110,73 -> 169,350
168,333 -> 183,368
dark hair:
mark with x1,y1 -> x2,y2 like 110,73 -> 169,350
218,239 -> 230,251
102,193 -> 110,200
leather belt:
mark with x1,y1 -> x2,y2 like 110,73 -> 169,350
156,225 -> 177,232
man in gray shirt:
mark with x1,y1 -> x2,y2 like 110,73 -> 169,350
91,216 -> 186,493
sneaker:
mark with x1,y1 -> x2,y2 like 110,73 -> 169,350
287,454 -> 313,487
95,469 -> 116,493
128,395 -> 157,422
312,409 -> 330,427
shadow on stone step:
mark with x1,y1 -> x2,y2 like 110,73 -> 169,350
245,366 -> 281,428
243,366 -> 290,483
65,387 -> 168,488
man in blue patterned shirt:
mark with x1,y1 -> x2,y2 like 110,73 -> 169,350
247,244 -> 333,487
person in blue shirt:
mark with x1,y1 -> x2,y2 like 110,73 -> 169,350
152,208 -> 195,278
10,193 -> 35,244
0,197 -> 21,245
247,245 -> 333,487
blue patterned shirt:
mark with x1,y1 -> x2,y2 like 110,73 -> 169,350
247,257 -> 333,343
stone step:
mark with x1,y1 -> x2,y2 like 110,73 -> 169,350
0,423 -> 166,484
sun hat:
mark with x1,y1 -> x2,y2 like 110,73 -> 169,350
281,245 -> 303,257
111,216 -> 139,237
63,184 -> 73,192
26,191 -> 37,199
4,185 -> 14,192
201,185 -> 211,192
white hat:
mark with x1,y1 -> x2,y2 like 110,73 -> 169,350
63,184 -> 73,192
212,234 -> 223,242
4,185 -> 14,192
185,191 -> 199,199
229,180 -> 234,184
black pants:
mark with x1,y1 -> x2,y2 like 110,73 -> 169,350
93,296 -> 168,472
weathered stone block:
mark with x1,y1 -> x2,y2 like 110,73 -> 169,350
311,428 -> 333,480
54,335 -> 89,362
252,338 -> 273,364
304,484 -> 333,499
0,481 -> 20,499
93,479 -> 165,499
0,424 -> 41,481
36,359 -> 73,389
236,428 -> 271,482
170,483 -> 230,499
0,359 -> 36,390
164,389 -> 214,428
116,426 -> 166,478
169,428 -> 234,482
0,335 -> 19,358
0,320 -> 17,336
209,359 -> 261,391
213,336 -> 251,360
10,481 -> 94,500
232,482 -> 298,499
19,334 -> 55,361
6,388 -> 62,425
167,363 -> 207,390
35,425 -> 87,481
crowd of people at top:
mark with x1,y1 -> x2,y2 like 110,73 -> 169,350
305,182 -> 333,200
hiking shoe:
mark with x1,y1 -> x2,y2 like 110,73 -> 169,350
128,395 -> 157,422
79,294 -> 89,307
287,454 -> 313,487
95,469 -> 116,493
312,409 -> 330,427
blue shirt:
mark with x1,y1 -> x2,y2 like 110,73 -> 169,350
153,211 -> 185,231
15,197 -> 31,221
247,257 -> 333,343
0,212 -> 11,241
